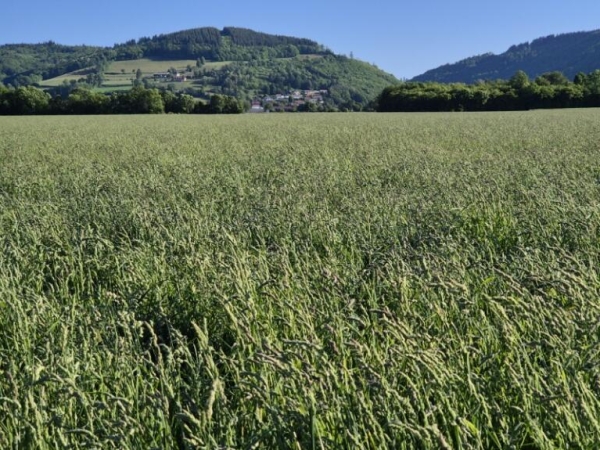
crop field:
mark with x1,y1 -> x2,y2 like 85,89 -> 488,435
1,111 -> 600,449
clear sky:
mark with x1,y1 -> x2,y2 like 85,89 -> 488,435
2,0 -> 600,79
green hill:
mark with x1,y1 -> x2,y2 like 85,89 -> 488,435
0,27 -> 399,109
412,29 -> 600,83
0,42 -> 108,86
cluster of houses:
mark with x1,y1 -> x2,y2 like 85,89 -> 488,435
250,90 -> 328,112
148,71 -> 329,111
152,72 -> 187,82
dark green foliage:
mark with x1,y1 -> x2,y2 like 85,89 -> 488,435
161,90 -> 196,114
535,71 -> 570,86
63,88 -> 110,114
195,94 -> 245,114
112,27 -> 328,62
413,29 -> 600,83
0,42 -> 113,87
111,87 -> 165,114
377,69 -> 600,112
133,27 -> 222,60
0,85 -> 244,115
509,70 -> 530,89
200,55 -> 397,109
222,27 -> 317,49
0,86 -> 50,114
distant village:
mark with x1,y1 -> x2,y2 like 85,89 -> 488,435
151,71 -> 328,112
250,90 -> 328,112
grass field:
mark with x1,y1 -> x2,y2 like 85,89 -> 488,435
1,111 -> 599,449
40,58 -> 233,90
38,69 -> 95,88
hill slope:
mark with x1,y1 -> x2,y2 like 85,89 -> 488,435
0,27 -> 399,109
413,29 -> 600,83
0,42 -> 108,86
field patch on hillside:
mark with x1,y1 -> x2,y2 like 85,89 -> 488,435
39,58 -> 234,90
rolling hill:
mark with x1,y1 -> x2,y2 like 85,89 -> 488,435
412,29 -> 600,84
0,27 -> 399,109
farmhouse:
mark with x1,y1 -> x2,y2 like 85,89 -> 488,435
250,101 -> 264,113
152,72 -> 187,82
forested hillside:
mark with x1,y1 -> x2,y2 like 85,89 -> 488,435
0,42 -> 109,87
196,55 -> 397,109
0,27 -> 397,110
0,27 -> 329,87
413,29 -> 600,83
114,27 -> 328,61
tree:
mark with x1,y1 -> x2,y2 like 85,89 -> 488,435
162,91 -> 196,113
176,94 -> 196,113
510,70 -> 530,89
160,90 -> 176,112
574,72 -> 587,85
65,88 -> 109,114
0,84 -> 10,114
298,101 -> 318,112
86,72 -> 104,87
115,87 -> 165,114
6,86 -> 50,114
209,94 -> 225,113
223,95 -> 244,113
582,70 -> 600,106
535,71 -> 569,86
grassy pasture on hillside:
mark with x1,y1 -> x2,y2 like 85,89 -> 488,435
1,112 -> 599,449
106,58 -> 200,74
38,69 -> 96,87
40,58 -> 233,90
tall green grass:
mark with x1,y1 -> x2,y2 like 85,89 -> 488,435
1,111 -> 599,449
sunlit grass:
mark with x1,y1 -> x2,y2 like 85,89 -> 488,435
1,111 -> 599,449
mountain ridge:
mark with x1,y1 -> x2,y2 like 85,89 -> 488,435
412,29 -> 600,83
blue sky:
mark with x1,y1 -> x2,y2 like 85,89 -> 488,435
2,0 -> 600,79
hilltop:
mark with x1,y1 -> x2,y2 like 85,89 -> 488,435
412,29 -> 600,83
0,27 -> 399,110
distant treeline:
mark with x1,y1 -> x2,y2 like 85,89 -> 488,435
378,70 -> 600,112
413,30 -> 600,84
116,27 -> 328,61
0,85 -> 245,115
